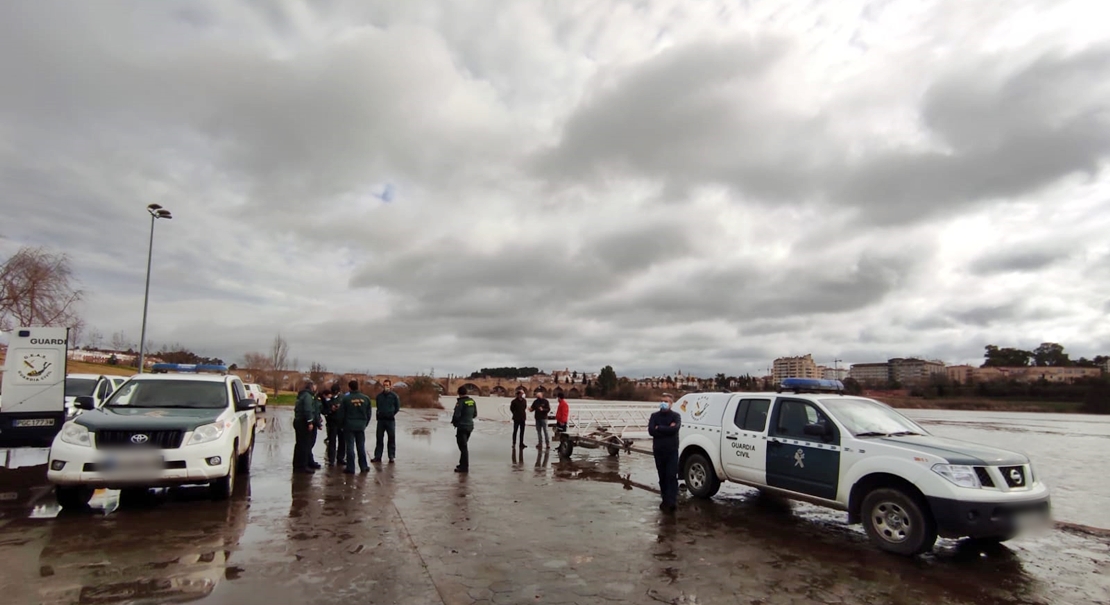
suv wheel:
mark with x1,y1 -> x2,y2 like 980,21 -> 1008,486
682,452 -> 721,499
237,431 -> 255,474
861,487 -> 937,555
55,485 -> 94,509
210,444 -> 237,501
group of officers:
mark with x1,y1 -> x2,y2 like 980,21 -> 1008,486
292,378 -> 401,474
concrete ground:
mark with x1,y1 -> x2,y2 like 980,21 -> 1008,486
0,408 -> 1107,605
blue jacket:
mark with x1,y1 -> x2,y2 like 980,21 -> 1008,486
648,409 -> 682,451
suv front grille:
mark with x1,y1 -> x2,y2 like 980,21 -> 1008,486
95,430 -> 184,449
999,465 -> 1028,489
973,467 -> 995,488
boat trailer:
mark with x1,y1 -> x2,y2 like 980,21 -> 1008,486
553,404 -> 657,459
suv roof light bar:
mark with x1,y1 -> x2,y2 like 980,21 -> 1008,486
776,377 -> 844,394
149,363 -> 229,375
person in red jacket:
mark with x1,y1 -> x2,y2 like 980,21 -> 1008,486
554,395 -> 570,434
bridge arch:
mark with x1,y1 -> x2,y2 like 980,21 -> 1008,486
459,383 -> 487,396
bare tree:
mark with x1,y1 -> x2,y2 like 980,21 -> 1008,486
0,247 -> 84,331
242,351 -> 270,371
268,334 -> 290,394
110,331 -> 130,352
309,361 -> 327,383
68,320 -> 85,349
87,327 -> 104,350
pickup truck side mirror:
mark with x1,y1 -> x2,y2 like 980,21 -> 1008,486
74,396 -> 96,411
235,399 -> 255,412
804,422 -> 833,440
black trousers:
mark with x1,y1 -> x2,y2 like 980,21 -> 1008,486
512,420 -> 526,446
345,429 -> 368,472
325,419 -> 341,463
374,419 -> 396,460
654,447 -> 679,508
293,422 -> 314,470
456,427 -> 472,469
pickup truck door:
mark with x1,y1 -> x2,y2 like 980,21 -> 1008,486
231,381 -> 252,452
721,397 -> 772,484
765,398 -> 841,501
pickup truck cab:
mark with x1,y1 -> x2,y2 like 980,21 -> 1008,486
64,374 -> 128,417
676,378 -> 1051,555
47,364 -> 258,507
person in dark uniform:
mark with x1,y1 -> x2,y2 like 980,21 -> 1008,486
307,386 -> 323,469
372,379 -> 401,463
337,380 -> 373,474
451,386 -> 477,473
648,393 -> 681,513
331,383 -> 347,467
509,388 -> 528,448
292,380 -> 318,474
321,387 -> 340,465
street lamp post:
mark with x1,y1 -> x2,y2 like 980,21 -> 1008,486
138,203 -> 172,373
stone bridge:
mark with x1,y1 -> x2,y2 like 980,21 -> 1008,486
443,376 -> 585,398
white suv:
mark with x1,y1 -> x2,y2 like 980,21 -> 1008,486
46,366 -> 258,507
243,383 -> 268,412
676,379 -> 1050,555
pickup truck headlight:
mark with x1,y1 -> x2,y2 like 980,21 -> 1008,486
188,422 -> 226,446
60,423 -> 92,447
931,464 -> 981,489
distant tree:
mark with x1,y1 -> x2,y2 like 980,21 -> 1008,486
1033,342 -> 1071,367
982,345 -> 1032,367
110,331 -> 130,352
597,366 -> 619,397
714,373 -> 728,389
842,377 -> 863,395
572,371 -> 578,380
228,363 -> 238,371
268,334 -> 290,394
87,328 -> 104,350
309,361 -> 327,383
581,374 -> 588,385
155,343 -> 224,366
469,367 -> 540,379
0,247 -> 84,331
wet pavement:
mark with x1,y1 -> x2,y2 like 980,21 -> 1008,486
0,408 -> 1107,605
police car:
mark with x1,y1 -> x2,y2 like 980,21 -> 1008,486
676,378 -> 1051,555
46,364 -> 258,507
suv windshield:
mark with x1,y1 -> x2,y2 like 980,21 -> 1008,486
105,380 -> 229,409
820,398 -> 928,437
65,378 -> 97,397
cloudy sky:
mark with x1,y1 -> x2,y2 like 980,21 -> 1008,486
2,0 -> 1109,378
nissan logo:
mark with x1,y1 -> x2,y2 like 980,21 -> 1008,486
131,434 -> 150,444
1010,468 -> 1023,485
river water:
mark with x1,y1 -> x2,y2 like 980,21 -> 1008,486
458,396 -> 1110,529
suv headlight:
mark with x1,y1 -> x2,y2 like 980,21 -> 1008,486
60,423 -> 92,447
931,464 -> 981,489
188,422 -> 225,446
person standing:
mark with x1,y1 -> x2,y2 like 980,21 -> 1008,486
307,386 -> 323,469
451,386 -> 477,473
338,380 -> 373,474
292,380 -> 318,474
509,388 -> 528,448
332,383 -> 347,468
554,394 -> 570,436
321,387 -> 341,465
373,379 -> 401,463
648,393 -> 681,513
529,391 -> 551,450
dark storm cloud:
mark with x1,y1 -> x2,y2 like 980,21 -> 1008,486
969,246 -> 1073,276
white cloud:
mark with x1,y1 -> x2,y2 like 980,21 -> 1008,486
2,0 -> 1109,376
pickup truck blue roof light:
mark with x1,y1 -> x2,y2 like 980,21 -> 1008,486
149,363 -> 229,374
777,377 -> 844,393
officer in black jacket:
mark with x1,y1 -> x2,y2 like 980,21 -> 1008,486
648,393 -> 681,513
509,388 -> 528,448
322,384 -> 342,465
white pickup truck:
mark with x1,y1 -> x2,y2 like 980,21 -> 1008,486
676,379 -> 1050,555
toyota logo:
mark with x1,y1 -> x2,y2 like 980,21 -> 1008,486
131,434 -> 150,444
1010,468 -> 1023,485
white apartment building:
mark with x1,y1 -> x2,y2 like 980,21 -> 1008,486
772,355 -> 821,383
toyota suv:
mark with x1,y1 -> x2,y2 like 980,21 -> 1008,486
46,364 -> 258,507
676,378 -> 1051,555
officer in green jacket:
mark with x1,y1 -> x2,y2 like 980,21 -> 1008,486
451,386 -> 478,473
292,380 -> 318,473
337,380 -> 373,474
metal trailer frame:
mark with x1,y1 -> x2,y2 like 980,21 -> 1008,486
553,404 -> 657,459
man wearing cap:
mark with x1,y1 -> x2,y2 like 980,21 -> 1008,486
372,379 -> 401,463
337,380 -> 373,474
451,386 -> 478,473
292,380 -> 318,474
509,387 -> 528,448
648,393 -> 681,513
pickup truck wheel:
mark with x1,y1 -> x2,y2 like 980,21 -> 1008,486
210,445 -> 237,501
683,453 -> 720,499
55,485 -> 93,509
237,431 -> 255,475
862,488 -> 937,555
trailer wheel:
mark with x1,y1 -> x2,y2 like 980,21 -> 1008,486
607,446 -> 620,457
557,439 -> 574,459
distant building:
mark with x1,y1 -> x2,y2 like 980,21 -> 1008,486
889,358 -> 946,385
973,366 -> 1100,384
772,355 -> 820,383
947,365 -> 975,384
849,362 -> 890,386
819,366 -> 848,381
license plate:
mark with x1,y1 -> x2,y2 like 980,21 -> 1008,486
1015,509 -> 1050,532
101,455 -> 163,472
13,418 -> 55,428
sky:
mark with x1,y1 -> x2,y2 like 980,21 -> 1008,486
1,0 -> 1109,378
